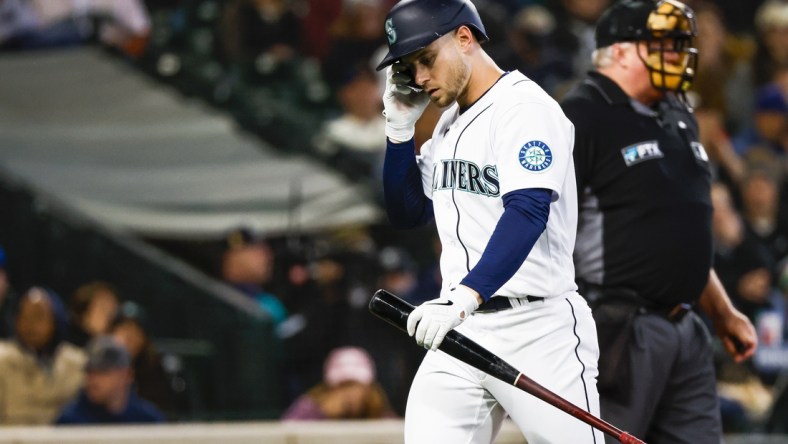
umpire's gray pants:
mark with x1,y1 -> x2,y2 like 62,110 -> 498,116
602,311 -> 722,444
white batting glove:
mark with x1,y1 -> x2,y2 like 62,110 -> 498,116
383,64 -> 429,143
407,285 -> 480,351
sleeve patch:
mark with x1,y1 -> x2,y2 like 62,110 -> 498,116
518,140 -> 553,172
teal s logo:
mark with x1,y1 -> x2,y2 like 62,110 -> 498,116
385,18 -> 397,45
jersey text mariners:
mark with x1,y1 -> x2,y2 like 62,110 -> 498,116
417,71 -> 578,298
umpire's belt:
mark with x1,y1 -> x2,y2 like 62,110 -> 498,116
580,282 -> 693,322
648,303 -> 693,322
476,295 -> 544,313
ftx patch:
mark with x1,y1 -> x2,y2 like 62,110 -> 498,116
621,141 -> 663,167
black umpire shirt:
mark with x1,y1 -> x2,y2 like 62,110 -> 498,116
561,71 -> 713,309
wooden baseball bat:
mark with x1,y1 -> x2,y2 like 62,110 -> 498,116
369,289 -> 646,444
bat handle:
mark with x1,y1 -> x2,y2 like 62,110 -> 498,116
619,433 -> 646,444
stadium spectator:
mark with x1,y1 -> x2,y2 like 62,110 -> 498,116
0,0 -> 86,50
67,281 -> 120,348
0,287 -> 85,424
690,0 -> 756,135
0,0 -> 151,56
314,66 -> 386,178
376,246 -> 418,301
753,0 -> 788,87
281,346 -> 397,420
321,0 -> 388,89
554,0 -> 613,78
221,228 -> 288,327
489,4 -> 575,96
110,302 -> 188,417
715,355 -> 775,433
281,250 -> 352,404
711,182 -> 776,323
56,335 -> 165,424
299,0 -> 344,61
220,0 -> 302,73
0,246 -> 16,339
739,167 -> 788,272
733,82 -> 788,158
369,246 -> 424,415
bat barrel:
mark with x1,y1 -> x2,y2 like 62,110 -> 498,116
514,374 -> 631,440
619,433 -> 646,444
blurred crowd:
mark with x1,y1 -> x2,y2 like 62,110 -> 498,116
1,0 -> 787,434
0,264 -> 186,424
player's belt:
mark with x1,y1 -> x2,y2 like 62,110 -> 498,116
476,295 -> 544,313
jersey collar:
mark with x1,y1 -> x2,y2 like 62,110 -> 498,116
459,71 -> 512,115
584,71 -> 631,106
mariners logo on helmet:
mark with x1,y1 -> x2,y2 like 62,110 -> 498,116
376,0 -> 488,71
519,141 -> 553,172
385,18 -> 397,45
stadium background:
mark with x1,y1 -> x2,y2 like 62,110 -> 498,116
0,0 -> 786,440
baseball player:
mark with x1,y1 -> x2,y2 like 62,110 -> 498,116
560,1 -> 758,443
377,1 -> 603,443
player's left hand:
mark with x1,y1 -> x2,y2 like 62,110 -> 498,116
382,64 -> 429,143
713,308 -> 758,363
407,285 -> 480,351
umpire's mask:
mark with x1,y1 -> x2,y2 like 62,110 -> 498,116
596,0 -> 698,93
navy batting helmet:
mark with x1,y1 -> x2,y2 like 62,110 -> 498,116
375,0 -> 489,71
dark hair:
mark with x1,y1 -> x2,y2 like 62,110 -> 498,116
110,306 -> 158,369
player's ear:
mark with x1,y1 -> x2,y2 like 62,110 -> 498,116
455,25 -> 475,51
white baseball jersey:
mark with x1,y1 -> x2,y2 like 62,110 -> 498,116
405,71 -> 602,444
416,70 -> 578,299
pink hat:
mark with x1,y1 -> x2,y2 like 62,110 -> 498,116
323,347 -> 376,387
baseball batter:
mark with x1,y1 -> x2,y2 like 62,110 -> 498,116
377,1 -> 603,443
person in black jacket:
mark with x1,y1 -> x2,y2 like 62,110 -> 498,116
560,1 -> 758,443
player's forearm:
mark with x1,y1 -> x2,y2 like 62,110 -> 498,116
383,138 -> 433,228
460,188 -> 550,300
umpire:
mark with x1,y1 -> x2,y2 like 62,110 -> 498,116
560,1 -> 758,443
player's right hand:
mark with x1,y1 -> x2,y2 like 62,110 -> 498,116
407,286 -> 479,351
383,63 -> 429,143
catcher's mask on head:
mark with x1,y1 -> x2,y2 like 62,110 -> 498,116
376,0 -> 488,71
596,0 -> 698,94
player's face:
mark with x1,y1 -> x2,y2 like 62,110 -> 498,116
402,32 -> 471,108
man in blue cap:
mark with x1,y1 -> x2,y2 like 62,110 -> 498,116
56,335 -> 165,424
